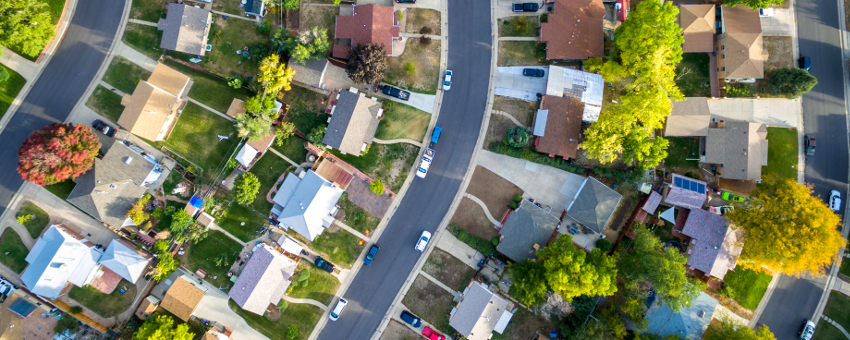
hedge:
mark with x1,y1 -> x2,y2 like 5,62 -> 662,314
488,142 -> 585,175
448,225 -> 495,256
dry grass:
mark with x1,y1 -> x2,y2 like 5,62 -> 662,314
384,38 -> 442,94
484,114 -> 514,147
422,248 -> 476,291
211,0 -> 244,16
763,36 -> 793,73
403,9 -> 441,35
379,320 -> 422,340
492,97 -> 537,126
300,5 -> 339,40
401,275 -> 454,332
498,41 -> 551,67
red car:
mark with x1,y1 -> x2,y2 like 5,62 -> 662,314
422,326 -> 445,340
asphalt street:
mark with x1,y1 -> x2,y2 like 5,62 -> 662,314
315,0 -> 492,339
755,0 -> 849,337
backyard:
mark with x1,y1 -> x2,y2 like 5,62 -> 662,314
129,0 -> 169,21
338,193 -> 380,234
217,204 -> 268,242
332,143 -> 419,193
401,275 -> 454,333
162,59 -> 255,113
287,261 -> 341,306
763,127 -> 798,181
273,136 -> 309,164
178,230 -> 243,289
211,0 -> 245,16
663,137 -> 700,174
249,154 -> 292,213
723,267 -> 772,310
374,102 -> 430,141
498,16 -> 538,37
230,299 -> 322,340
0,63 -> 26,119
384,38 -> 442,94
403,9 -> 441,35
491,307 -> 555,340
299,5 -> 339,41
103,56 -> 152,94
67,279 -> 137,318
675,53 -> 711,97
280,85 -> 327,135
15,201 -> 50,238
159,102 -> 239,172
85,85 -> 125,123
193,17 -> 267,79
498,41 -> 550,67
122,23 -> 165,60
0,230 -> 28,273
422,248 -> 475,291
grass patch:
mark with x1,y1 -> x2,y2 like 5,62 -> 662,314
179,230 -> 243,289
374,102 -> 430,141
763,127 -> 798,181
193,17 -> 266,79
85,85 -> 125,123
272,136 -> 309,164
331,143 -> 418,193
492,96 -> 537,126
281,85 -> 328,135
814,319 -> 846,340
122,23 -> 165,60
162,59 -> 255,113
675,53 -> 711,97
384,38 -> 441,94
288,261 -> 341,306
824,291 -> 850,332
338,193 -> 380,234
723,268 -> 772,310
498,41 -> 550,67
229,299 -> 322,340
0,230 -> 28,273
663,137 -> 700,172
211,0 -> 245,16
217,204 -> 267,242
249,154 -> 291,213
491,306 -> 555,340
299,5 -> 339,41
47,0 -> 67,24
130,0 -> 169,22
404,9 -> 441,35
401,275 -> 454,333
0,63 -> 26,119
448,225 -> 495,256
103,56 -> 152,94
162,170 -> 192,199
158,102 -> 239,171
301,229 -> 362,268
68,279 -> 137,318
44,180 -> 76,198
498,16 -> 539,37
840,258 -> 850,279
15,201 -> 50,239
422,248 -> 475,291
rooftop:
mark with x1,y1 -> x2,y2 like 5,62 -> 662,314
534,95 -> 583,159
160,276 -> 206,321
664,174 -> 707,210
721,6 -> 768,79
229,244 -> 298,315
271,171 -> 344,241
681,208 -> 743,279
157,4 -> 213,56
21,225 -> 102,300
449,282 -> 515,340
566,177 -> 622,233
678,5 -> 716,52
333,5 -> 400,59
539,0 -> 605,60
322,89 -> 383,155
497,201 -> 560,262
545,66 -> 605,121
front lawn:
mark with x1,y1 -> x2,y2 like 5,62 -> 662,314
217,204 -> 267,242
763,127 -> 798,181
122,23 -> 165,60
68,279 -> 137,318
161,102 -> 239,172
280,85 -> 327,135
401,275 -> 454,333
823,291 -> 850,332
249,154 -> 292,213
498,41 -> 550,67
374,101 -> 430,141
15,201 -> 50,239
0,230 -> 28,273
229,299 -> 323,340
338,193 -> 380,234
85,85 -> 125,123
272,136 -> 309,164
384,38 -> 441,94
663,137 -> 700,173
332,143 -> 419,193
0,63 -> 26,119
840,258 -> 850,279
103,56 -> 152,94
404,9 -> 441,35
129,0 -> 169,22
288,261 -> 341,306
47,0 -> 67,24
814,319 -> 846,340
723,268 -> 772,310
162,60 -> 255,113
193,17 -> 266,79
422,248 -> 475,291
498,16 -> 538,37
44,180 -> 76,199
179,230 -> 243,289
288,228 -> 362,269
675,53 -> 711,97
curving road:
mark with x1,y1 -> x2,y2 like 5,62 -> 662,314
316,0 -> 493,339
755,0 -> 849,337
0,0 -> 125,215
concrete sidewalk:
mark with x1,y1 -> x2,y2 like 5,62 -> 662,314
0,47 -> 38,80
113,40 -> 158,71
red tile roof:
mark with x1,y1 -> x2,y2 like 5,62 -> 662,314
90,267 -> 122,294
333,5 -> 400,59
539,0 -> 605,60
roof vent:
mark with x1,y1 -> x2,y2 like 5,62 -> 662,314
124,157 -> 133,164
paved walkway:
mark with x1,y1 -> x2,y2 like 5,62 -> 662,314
822,316 -> 850,340
282,295 -> 329,310
98,80 -> 128,97
211,10 -> 256,21
0,47 -> 38,80
187,97 -> 233,121
333,220 -> 371,241
372,138 -> 424,147
399,33 -> 442,39
128,18 -> 157,27
497,36 -> 537,41
418,271 -> 457,295
114,41 -> 158,71
463,193 -> 502,227
492,110 -> 525,127
434,232 -> 484,270
268,148 -> 298,167
208,224 -> 249,246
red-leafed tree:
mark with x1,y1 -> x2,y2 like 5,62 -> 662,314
17,123 -> 101,186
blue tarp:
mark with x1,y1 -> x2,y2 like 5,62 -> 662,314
189,196 -> 203,208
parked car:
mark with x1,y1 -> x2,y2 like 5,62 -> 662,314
416,153 -> 433,179
522,68 -> 545,77
314,256 -> 335,273
707,186 -> 722,195
364,244 -> 379,265
443,70 -> 452,91
799,56 -> 811,72
799,320 -> 815,340
721,192 -> 745,203
758,8 -> 774,17
422,326 -> 446,340
92,119 -> 116,138
415,231 -> 432,252
329,298 -> 348,321
805,135 -> 816,155
400,310 -> 422,328
513,2 -> 539,11
830,190 -> 841,211
382,85 -> 410,100
396,0 -> 416,3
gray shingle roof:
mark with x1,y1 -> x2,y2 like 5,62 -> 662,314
322,90 -> 382,155
567,177 -> 622,233
271,171 -> 344,241
449,282 -> 514,340
292,58 -> 329,88
497,201 -> 559,262
704,120 -> 768,180
157,4 -> 212,56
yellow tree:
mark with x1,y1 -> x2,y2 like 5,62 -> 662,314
726,176 -> 845,276
258,55 -> 295,95
538,235 -> 618,301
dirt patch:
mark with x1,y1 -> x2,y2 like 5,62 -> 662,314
384,38 -> 442,94
706,286 -> 753,320
403,9 -> 441,35
380,320 -> 423,340
492,97 -> 537,127
484,114 -> 515,147
211,0 -> 244,16
467,166 -> 523,219
422,248 -> 476,291
498,41 -> 554,67
346,177 -> 392,219
718,178 -> 756,195
401,275 -> 454,330
450,198 -> 500,240
763,36 -> 793,73
605,197 -> 633,234
300,4 -> 339,40
495,307 -> 557,340
265,307 -> 282,321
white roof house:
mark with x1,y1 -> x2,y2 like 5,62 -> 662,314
545,66 -> 605,122
100,239 -> 152,284
449,282 -> 515,340
21,225 -> 104,299
270,170 -> 344,241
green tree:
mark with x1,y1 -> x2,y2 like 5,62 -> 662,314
0,0 -> 55,58
69,306 -> 83,314
404,62 -> 416,75
282,0 -> 300,10
507,259 -> 548,306
538,235 -> 618,301
703,317 -> 776,340
237,95 -> 279,141
169,209 -> 194,237
133,314 -> 195,340
767,68 -> 818,99
274,122 -> 296,146
54,315 -> 79,334
258,54 -> 295,95
235,173 -> 261,205
346,44 -> 388,84
227,76 -> 243,89
724,0 -> 783,10
275,27 -> 332,64
308,125 -> 327,145
126,194 -> 152,225
583,58 -> 605,73
151,254 -> 178,281
369,180 -> 385,194
504,126 -> 530,147
153,240 -> 170,255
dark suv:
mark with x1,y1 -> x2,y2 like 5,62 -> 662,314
314,256 -> 335,273
400,310 -> 422,328
805,135 -> 816,156
522,68 -> 545,77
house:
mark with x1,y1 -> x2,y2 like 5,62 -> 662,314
270,170 -> 345,241
99,239 -> 152,284
322,88 -> 383,155
538,0 -> 605,60
235,132 -> 276,168
20,225 -> 103,300
135,295 -> 160,320
160,276 -> 207,321
680,208 -> 743,279
645,292 -> 718,339
291,58 -> 330,89
67,141 -> 162,228
118,63 -> 190,141
717,6 -> 769,82
662,174 -> 707,210
244,0 -> 265,17
532,95 -> 583,160
449,282 -> 515,340
313,158 -> 354,190
678,5 -> 716,53
497,200 -> 560,262
229,244 -> 298,315
157,4 -> 212,56
566,177 -> 622,234
545,66 -> 605,122
333,5 -> 400,59
202,327 -> 233,340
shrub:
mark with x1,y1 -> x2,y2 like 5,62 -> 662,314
16,214 -> 32,225
141,221 -> 154,232
419,36 -> 432,45
287,326 -> 298,340
509,201 -> 518,209
297,270 -> 311,281
54,315 -> 79,334
300,280 -> 309,288
152,207 -> 164,220
488,142 -> 585,174
491,236 -> 500,246
540,13 -> 548,23
404,62 -> 416,75
369,180 -> 385,194
69,306 -> 83,314
397,10 -> 403,21
227,77 -> 243,89
448,225 -> 495,255
513,194 -> 522,203
513,16 -> 529,32
721,287 -> 735,299
0,68 -> 9,83
504,126 -> 530,147
278,299 -> 288,312
308,125 -> 327,144
596,238 -> 612,252
420,27 -> 432,35
234,173 -> 261,205
767,67 -> 818,99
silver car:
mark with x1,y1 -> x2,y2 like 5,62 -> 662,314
443,70 -> 452,91
415,231 -> 431,252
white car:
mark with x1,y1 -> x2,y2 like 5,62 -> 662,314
799,320 -> 815,340
443,70 -> 452,91
329,297 -> 348,321
829,190 -> 841,211
415,231 -> 432,252
416,149 -> 435,179
759,8 -> 775,17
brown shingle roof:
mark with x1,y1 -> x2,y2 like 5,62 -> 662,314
333,5 -> 400,58
314,158 -> 354,190
157,4 -> 213,56
539,0 -> 605,60
704,120 -> 768,180
679,5 -> 716,52
721,6 -> 768,79
225,99 -> 246,119
160,276 -> 205,321
535,96 -> 583,159
247,131 -> 276,153
118,63 -> 189,141
135,296 -> 160,320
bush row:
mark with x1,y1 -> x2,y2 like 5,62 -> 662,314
488,142 -> 585,175
448,225 -> 495,256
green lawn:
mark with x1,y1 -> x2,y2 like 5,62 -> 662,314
129,0 -> 169,22
194,17 -> 266,79
0,230 -> 29,273
159,102 -> 239,171
47,0 -> 67,24
161,169 -> 192,199
280,86 -> 328,135
103,56 -> 152,94
763,127 -> 798,181
840,258 -> 850,279
374,102 -> 430,141
813,319 -> 846,340
85,85 -> 125,123
162,59 -> 255,113
331,143 -> 418,192
180,230 -> 243,289
664,137 -> 700,171
288,261 -> 341,306
122,23 -> 165,60
249,154 -> 291,213
675,53 -> 712,97
272,136 -> 309,164
723,268 -> 772,310
338,193 -> 380,234
498,41 -> 551,67
822,291 -> 850,332
68,279 -> 137,318
44,180 -> 76,199
307,229 -> 363,268
229,299 -> 323,340
498,17 -> 539,37
0,63 -> 26,119
15,201 -> 50,239
217,204 -> 267,242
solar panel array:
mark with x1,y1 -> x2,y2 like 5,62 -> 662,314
674,176 -> 706,194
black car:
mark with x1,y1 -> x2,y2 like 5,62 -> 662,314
513,2 -> 540,11
92,119 -> 116,138
805,135 -> 816,156
522,68 -> 545,77
381,85 -> 410,100
400,310 -> 422,328
396,0 -> 416,3
314,256 -> 335,273
799,56 -> 811,72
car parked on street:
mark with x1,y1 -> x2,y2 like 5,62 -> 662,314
721,192 -> 745,203
415,231 -> 431,252
416,148 -> 435,179
382,85 -> 410,100
443,70 -> 452,91
329,298 -> 348,321
400,310 -> 422,328
92,119 -> 116,138
830,190 -> 841,211
314,256 -> 335,273
513,2 -> 539,11
364,244 -> 379,265
799,319 -> 815,340
805,135 -> 816,156
396,0 -> 416,3
799,56 -> 811,72
522,68 -> 545,77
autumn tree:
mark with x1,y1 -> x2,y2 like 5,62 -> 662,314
539,234 -> 618,301
703,317 -> 776,340
726,176 -> 845,276
235,173 -> 261,205
0,0 -> 55,59
346,44 -> 388,84
767,68 -> 818,99
18,123 -> 101,186
258,54 -> 295,95
126,194 -> 152,225
133,314 -> 195,340
724,0 -> 783,10
274,28 -> 331,64
508,259 -> 548,306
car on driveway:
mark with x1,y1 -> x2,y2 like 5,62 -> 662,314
92,119 -> 116,138
758,8 -> 774,17
721,192 -> 745,203
513,2 -> 539,11
364,244 -> 379,265
830,190 -> 841,211
443,70 -> 452,91
799,56 -> 811,72
422,326 -> 445,340
382,85 -> 410,100
396,0 -> 415,3
415,231 -> 431,252
314,256 -> 335,273
799,320 -> 815,340
400,310 -> 422,328
805,135 -> 816,155
329,298 -> 348,321
522,68 -> 545,77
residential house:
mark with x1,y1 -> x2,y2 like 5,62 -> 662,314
118,63 -> 190,141
449,282 -> 515,340
160,276 -> 207,321
539,0 -> 605,60
670,97 -> 796,127
635,191 -> 663,222
135,295 -> 160,320
678,5 -> 716,53
67,141 -> 163,228
662,174 -> 707,210
716,6 -> 769,82
322,88 -> 383,155
99,239 -> 152,284
203,327 -> 233,340
680,208 -> 743,279
566,177 -> 622,234
235,133 -> 277,168
645,292 -> 718,339
20,225 -> 103,300
157,4 -> 212,56
244,0 -> 265,17
532,95 -> 583,160
312,158 -> 355,191
497,200 -> 560,262
544,66 -> 605,121
229,244 -> 298,315
291,58 -> 330,89
270,170 -> 345,241
333,5 -> 400,59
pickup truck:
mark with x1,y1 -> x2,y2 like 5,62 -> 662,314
422,326 -> 446,340
513,2 -> 539,11
382,86 -> 410,100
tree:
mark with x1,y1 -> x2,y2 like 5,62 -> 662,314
169,209 -> 194,237
508,259 -> 548,306
126,194 -> 152,225
767,68 -> 818,99
237,95 -> 279,141
0,0 -> 55,58
227,76 -> 243,89
726,176 -> 845,276
404,62 -> 416,75
153,240 -> 170,255
538,235 -> 618,301
274,122 -> 296,146
17,123 -> 101,186
69,306 -> 83,314
258,54 -> 295,95
281,0 -> 300,10
346,44 -> 388,84
504,126 -> 530,147
151,253 -> 178,281
54,315 -> 79,334
369,180 -> 384,195
133,314 -> 195,340
618,225 -> 705,312
703,317 -> 776,340
235,173 -> 261,205
724,0 -> 783,10
308,125 -> 327,145
275,28 -> 332,64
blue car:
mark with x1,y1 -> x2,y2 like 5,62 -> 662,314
364,244 -> 379,265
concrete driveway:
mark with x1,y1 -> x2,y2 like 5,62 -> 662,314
760,9 -> 796,35
194,290 -> 270,340
374,83 -> 437,113
494,66 -> 547,101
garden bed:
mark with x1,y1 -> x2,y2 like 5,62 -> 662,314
384,38 -> 441,95
85,85 -> 125,123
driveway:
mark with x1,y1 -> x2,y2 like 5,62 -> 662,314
706,98 -> 798,128
374,83 -> 437,113
761,9 -> 796,35
194,290 -> 270,340
494,67 -> 547,101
